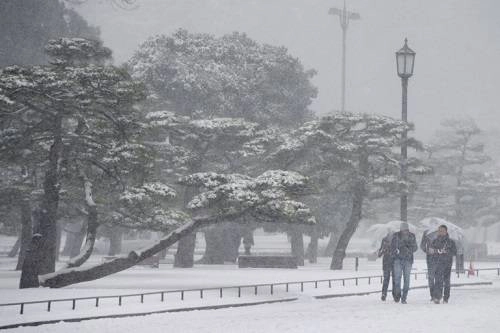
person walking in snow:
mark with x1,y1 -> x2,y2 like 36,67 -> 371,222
378,231 -> 395,301
420,229 -> 438,300
428,225 -> 457,304
391,222 -> 418,304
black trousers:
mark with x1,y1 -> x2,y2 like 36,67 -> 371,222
381,259 -> 395,297
432,260 -> 452,301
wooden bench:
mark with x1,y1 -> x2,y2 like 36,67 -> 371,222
238,255 -> 298,269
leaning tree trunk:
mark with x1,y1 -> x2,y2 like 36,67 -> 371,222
38,116 -> 63,275
15,199 -> 32,270
323,231 -> 339,257
289,226 -> 305,266
40,216 -> 214,288
330,154 -> 368,270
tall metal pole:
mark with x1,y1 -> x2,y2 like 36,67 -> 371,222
400,77 -> 408,222
341,22 -> 347,113
329,1 -> 360,113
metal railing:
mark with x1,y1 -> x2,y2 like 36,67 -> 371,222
1,267 -> 498,315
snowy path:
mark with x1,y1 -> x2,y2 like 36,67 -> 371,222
7,283 -> 500,333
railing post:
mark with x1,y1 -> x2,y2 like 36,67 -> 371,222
161,292 -> 165,302
368,277 -> 371,285
355,278 -> 358,286
286,283 -> 289,292
497,268 -> 499,276
270,284 -> 274,295
355,257 -> 359,271
342,279 -> 345,287
328,280 -> 332,288
181,291 -> 184,300
95,298 -> 99,307
20,303 -> 24,315
140,294 -> 144,303
314,281 -> 318,289
72,299 -> 76,310
47,301 -> 51,312
301,282 -> 304,292
255,286 -> 258,295
200,290 -> 203,299
238,287 -> 241,298
119,296 -> 122,306
219,288 -> 223,298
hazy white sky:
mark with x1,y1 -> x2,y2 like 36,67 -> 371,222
74,0 -> 500,139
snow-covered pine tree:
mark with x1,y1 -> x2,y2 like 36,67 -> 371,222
0,38 -> 145,284
39,170 -> 315,288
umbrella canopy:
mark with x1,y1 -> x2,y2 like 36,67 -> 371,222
367,220 -> 418,241
417,217 -> 465,241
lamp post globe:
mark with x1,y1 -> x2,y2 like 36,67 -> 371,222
396,38 -> 416,78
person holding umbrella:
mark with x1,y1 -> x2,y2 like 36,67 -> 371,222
391,222 -> 418,304
429,225 -> 457,304
377,231 -> 395,301
420,228 -> 438,300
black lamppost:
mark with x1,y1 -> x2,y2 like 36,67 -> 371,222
396,38 -> 415,222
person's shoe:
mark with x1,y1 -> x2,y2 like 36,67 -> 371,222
394,297 -> 400,303
443,299 -> 448,304
381,295 -> 386,301
433,298 -> 441,304
401,299 -> 407,304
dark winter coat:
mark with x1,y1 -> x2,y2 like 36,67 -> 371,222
378,234 -> 393,269
420,230 -> 438,257
429,234 -> 457,266
391,231 -> 418,263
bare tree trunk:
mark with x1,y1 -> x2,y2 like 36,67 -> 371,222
197,227 -> 225,264
19,234 -> 42,288
306,230 -> 319,264
38,116 -> 63,275
15,199 -> 32,270
108,228 -> 123,256
223,225 -> 242,262
289,227 -> 304,266
174,233 -> 196,267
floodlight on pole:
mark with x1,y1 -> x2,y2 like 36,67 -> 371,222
328,0 -> 360,112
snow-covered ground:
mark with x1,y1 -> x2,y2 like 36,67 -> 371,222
7,282 -> 500,333
1,255 -> 498,329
